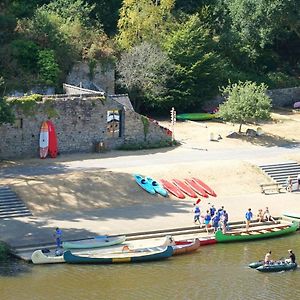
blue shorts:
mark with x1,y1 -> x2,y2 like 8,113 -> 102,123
194,215 -> 200,222
204,220 -> 210,225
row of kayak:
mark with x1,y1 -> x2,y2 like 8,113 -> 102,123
134,174 -> 217,199
31,235 -> 217,264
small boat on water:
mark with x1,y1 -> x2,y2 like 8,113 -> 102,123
256,262 -> 297,272
215,221 -> 299,243
172,238 -> 200,255
31,249 -> 65,264
63,245 -> 173,264
62,235 -> 126,249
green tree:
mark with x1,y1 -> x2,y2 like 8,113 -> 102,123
218,81 -> 271,132
37,49 -> 60,84
0,78 -> 15,125
117,0 -> 175,49
116,42 -> 174,112
163,13 -> 231,111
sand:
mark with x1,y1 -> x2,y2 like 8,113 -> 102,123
1,109 -> 300,216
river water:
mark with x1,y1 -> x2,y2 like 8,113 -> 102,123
0,234 -> 299,300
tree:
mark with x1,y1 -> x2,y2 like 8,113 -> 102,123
163,13 -> 232,111
218,81 -> 271,132
116,42 -> 174,112
0,78 -> 15,125
117,0 -> 175,49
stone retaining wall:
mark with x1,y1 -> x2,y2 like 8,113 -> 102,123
0,95 -> 171,159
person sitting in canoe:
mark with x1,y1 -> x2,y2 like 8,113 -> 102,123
264,250 -> 272,265
285,249 -> 296,264
257,209 -> 264,222
263,207 -> 277,223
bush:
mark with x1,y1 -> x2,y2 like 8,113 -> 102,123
37,49 -> 60,85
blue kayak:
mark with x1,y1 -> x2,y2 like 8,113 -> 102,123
146,177 -> 168,197
133,174 -> 156,194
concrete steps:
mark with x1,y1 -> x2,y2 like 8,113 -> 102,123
258,161 -> 300,186
0,186 -> 32,219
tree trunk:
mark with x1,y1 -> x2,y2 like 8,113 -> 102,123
239,123 -> 243,133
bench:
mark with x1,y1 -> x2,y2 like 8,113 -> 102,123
260,183 -> 286,194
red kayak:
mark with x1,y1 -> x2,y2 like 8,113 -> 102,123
199,236 -> 217,246
185,179 -> 209,198
160,179 -> 185,199
192,178 -> 217,197
172,179 -> 198,198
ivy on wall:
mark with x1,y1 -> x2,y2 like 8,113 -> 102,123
141,115 -> 149,141
9,94 -> 42,116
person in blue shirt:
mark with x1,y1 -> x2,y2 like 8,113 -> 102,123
245,208 -> 253,231
209,204 -> 216,217
204,210 -> 212,234
54,227 -> 62,248
212,215 -> 220,233
193,204 -> 201,226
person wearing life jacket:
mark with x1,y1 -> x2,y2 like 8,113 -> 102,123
54,227 -> 62,248
193,203 -> 201,226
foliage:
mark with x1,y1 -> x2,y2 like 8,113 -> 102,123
117,0 -> 175,49
141,115 -> 150,141
37,49 -> 60,84
0,77 -> 15,125
218,81 -> 271,132
10,94 -> 42,116
117,42 -> 174,112
163,13 -> 232,111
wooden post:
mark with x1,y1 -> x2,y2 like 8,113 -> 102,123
170,107 -> 176,142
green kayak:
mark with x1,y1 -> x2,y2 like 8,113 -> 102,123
215,221 -> 299,243
176,113 -> 218,121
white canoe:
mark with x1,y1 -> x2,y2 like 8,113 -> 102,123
62,235 -> 126,249
31,250 -> 65,264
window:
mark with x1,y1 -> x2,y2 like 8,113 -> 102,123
106,110 -> 121,138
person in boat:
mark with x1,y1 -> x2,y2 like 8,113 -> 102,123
264,250 -> 272,264
54,227 -> 62,248
245,208 -> 253,231
263,207 -> 277,223
193,203 -> 202,226
285,249 -> 296,264
257,209 -> 264,222
204,210 -> 212,234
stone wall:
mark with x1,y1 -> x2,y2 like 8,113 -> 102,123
66,62 -> 115,94
267,87 -> 300,107
0,95 -> 171,159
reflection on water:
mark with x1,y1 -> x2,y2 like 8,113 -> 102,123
0,234 -> 300,300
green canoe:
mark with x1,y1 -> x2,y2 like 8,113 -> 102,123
176,113 -> 218,121
215,221 -> 299,243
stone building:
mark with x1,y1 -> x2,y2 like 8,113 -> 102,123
0,88 -> 172,159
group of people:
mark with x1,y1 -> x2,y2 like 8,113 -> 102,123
245,207 -> 276,231
264,249 -> 296,265
286,174 -> 300,192
193,203 -> 228,234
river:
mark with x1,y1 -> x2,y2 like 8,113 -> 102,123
0,234 -> 299,300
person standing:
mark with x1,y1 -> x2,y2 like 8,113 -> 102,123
204,210 -> 212,234
245,208 -> 253,231
209,204 -> 216,218
193,203 -> 201,226
54,227 -> 62,248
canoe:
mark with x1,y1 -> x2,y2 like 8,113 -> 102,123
199,236 -> 217,246
160,179 -> 185,199
62,235 -> 126,249
63,245 -> 173,264
185,179 -> 209,198
192,178 -> 217,197
176,113 -> 218,121
133,174 -> 156,194
146,176 -> 168,197
31,249 -> 65,264
256,262 -> 297,272
172,238 -> 200,256
172,179 -> 198,198
248,261 -> 264,269
215,221 -> 299,243
282,212 -> 300,220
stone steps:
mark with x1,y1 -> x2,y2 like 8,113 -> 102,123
0,186 -> 32,219
258,161 -> 300,186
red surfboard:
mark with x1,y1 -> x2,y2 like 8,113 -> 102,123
172,179 -> 198,198
46,120 -> 58,158
192,178 -> 217,197
185,179 -> 209,198
160,179 -> 185,199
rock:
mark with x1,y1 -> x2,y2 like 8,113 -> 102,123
226,131 -> 240,138
246,128 -> 257,137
